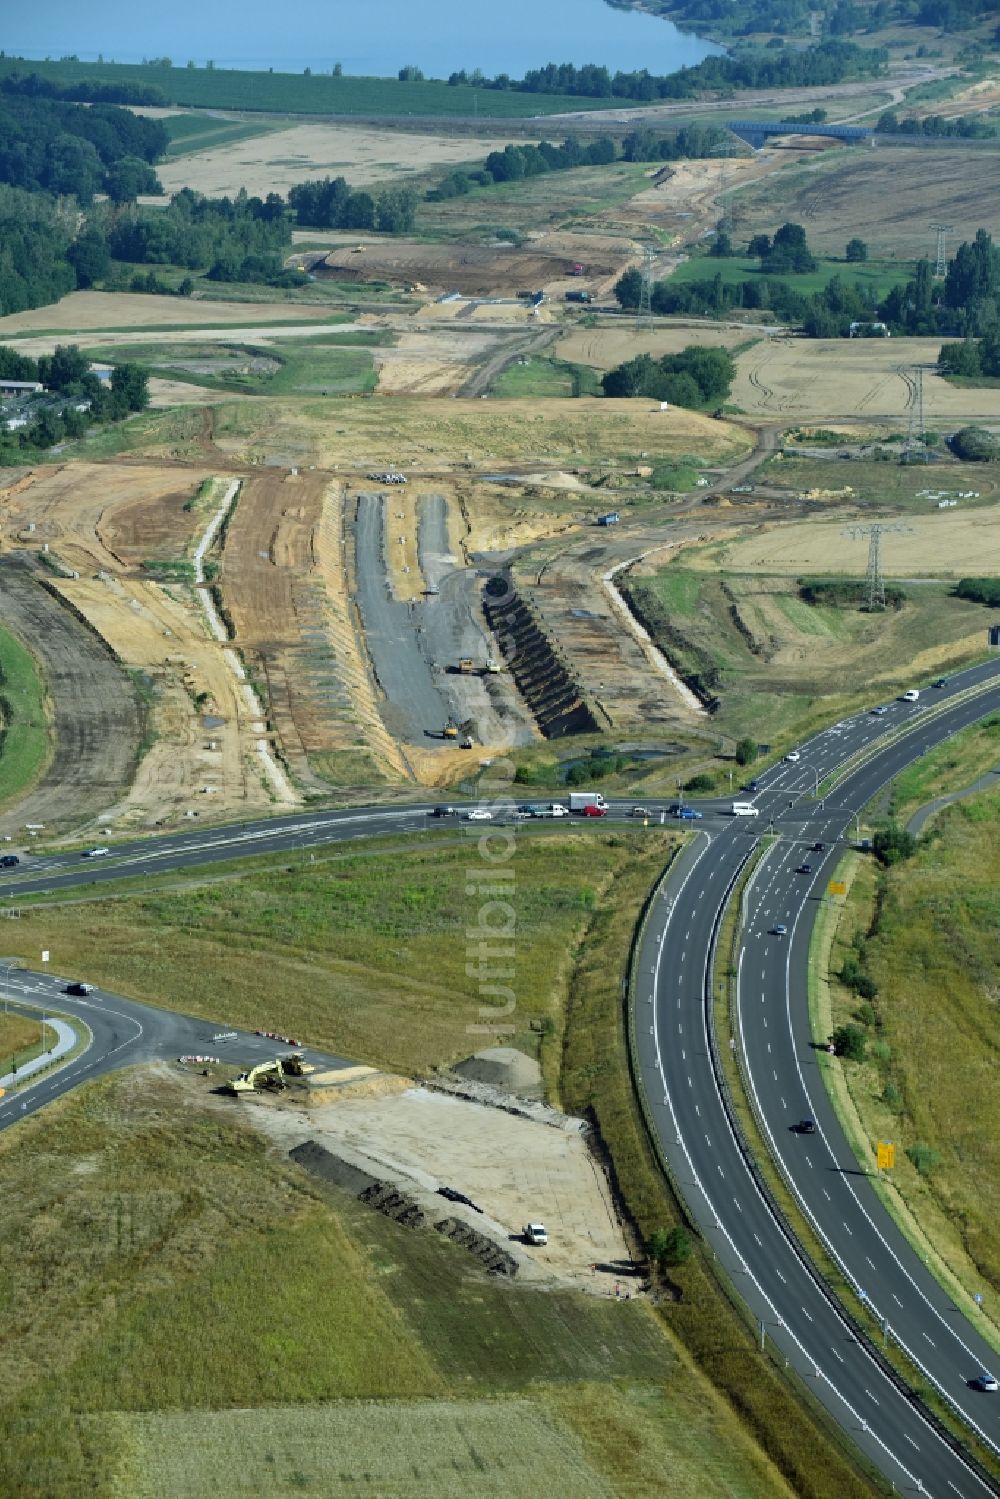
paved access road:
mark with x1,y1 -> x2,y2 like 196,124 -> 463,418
0,966 -> 353,1135
634,657 -> 1000,1497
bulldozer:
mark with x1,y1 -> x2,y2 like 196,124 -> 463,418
225,1054 -> 305,1096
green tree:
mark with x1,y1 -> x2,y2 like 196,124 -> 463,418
832,1023 -> 867,1061
710,230 -> 734,258
647,1225 -> 691,1268
747,233 -> 771,258
871,822 -> 916,866
735,736 -> 757,766
845,237 -> 868,262
110,362 -> 150,412
105,155 -> 161,204
67,229 -> 111,288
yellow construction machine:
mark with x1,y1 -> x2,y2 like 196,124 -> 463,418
225,1053 -> 305,1096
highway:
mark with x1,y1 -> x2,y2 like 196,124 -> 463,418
633,656 -> 1000,1496
2,654 -> 1000,1491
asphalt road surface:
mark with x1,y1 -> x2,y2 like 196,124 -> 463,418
633,657 -> 1000,1496
0,967 -> 353,1135
3,657 -> 1000,1490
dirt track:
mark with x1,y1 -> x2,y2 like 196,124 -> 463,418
0,555 -> 143,840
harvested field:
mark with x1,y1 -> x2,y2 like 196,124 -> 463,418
557,322 -> 754,373
733,336 -> 1000,422
691,502 -> 1000,578
211,397 -> 748,475
0,555 -> 143,839
315,239 -> 624,299
373,325 -> 508,396
0,291 -> 331,337
118,1400 -> 613,1499
734,145 -> 1000,261
155,123 -> 532,200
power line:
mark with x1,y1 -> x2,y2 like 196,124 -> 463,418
635,244 -> 655,332
930,221 -> 953,279
844,522 -> 910,612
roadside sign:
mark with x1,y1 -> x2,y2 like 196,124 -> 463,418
828,881 -> 847,897
877,1141 -> 896,1170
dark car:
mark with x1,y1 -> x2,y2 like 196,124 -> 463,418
971,1373 -> 999,1393
65,982 -> 93,997
771,923 -> 788,937
0,854 -> 19,869
812,841 -> 826,852
431,806 -> 455,818
795,1118 -> 817,1135
796,863 -> 812,875
933,677 -> 948,689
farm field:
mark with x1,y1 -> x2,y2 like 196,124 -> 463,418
669,252 -> 909,302
732,336 -> 1000,422
754,452 -> 1000,512
686,501 -> 1000,578
557,321 -> 754,373
733,145 -> 1000,260
0,292 -> 336,338
155,122 -> 535,199
0,1059 -> 790,1499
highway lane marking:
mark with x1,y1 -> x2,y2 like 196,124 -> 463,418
922,1333 -> 936,1347
832,1348 -> 845,1363
801,1307 -> 813,1323
903,1434 -> 920,1452
892,1294 -> 903,1306
865,1390 -> 880,1406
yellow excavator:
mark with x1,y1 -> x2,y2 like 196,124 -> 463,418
225,1053 -> 305,1096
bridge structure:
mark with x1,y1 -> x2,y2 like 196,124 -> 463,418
727,118 -> 874,149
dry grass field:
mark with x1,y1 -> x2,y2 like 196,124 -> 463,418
733,336 -> 1000,423
209,397 -> 748,474
734,145 -> 1000,261
558,323 -> 753,374
155,123 -> 531,200
0,292 -> 332,337
686,502 -> 1000,578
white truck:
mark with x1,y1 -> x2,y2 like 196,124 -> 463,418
568,792 -> 607,814
730,801 -> 759,817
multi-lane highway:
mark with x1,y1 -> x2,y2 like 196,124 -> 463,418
3,655 -> 1000,1491
634,657 -> 1000,1496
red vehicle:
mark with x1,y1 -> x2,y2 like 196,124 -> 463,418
582,803 -> 607,817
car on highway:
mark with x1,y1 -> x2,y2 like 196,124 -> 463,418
812,842 -> 826,852
65,982 -> 93,996
771,923 -> 788,936
869,706 -> 888,716
431,806 -> 456,818
796,863 -> 812,875
784,751 -> 801,763
0,854 -> 19,868
676,807 -> 703,820
465,809 -> 492,822
582,804 -> 607,817
971,1373 -> 999,1393
901,689 -> 920,702
549,804 -> 570,818
795,1118 -> 817,1136
933,677 -> 948,689
83,846 -> 110,858
631,806 -> 650,819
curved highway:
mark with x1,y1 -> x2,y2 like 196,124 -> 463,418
2,657 -> 1000,1490
634,657 -> 1000,1496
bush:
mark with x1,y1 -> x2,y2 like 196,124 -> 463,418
949,426 -> 1000,462
832,1023 -> 867,1061
883,1081 -> 903,1111
872,823 -> 916,866
954,577 -> 1000,606
734,736 -> 757,766
906,1142 -> 941,1176
647,1224 -> 691,1268
683,772 -> 715,793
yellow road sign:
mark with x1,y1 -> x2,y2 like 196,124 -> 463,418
828,880 -> 847,896
877,1141 -> 896,1170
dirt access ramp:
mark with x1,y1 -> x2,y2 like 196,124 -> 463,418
250,1085 -> 635,1294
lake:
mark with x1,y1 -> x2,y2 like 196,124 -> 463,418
5,0 -> 720,80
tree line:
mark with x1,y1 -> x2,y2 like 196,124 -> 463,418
0,69 -> 166,106
876,107 -> 998,140
0,343 -> 148,461
446,40 -> 885,102
601,345 -> 735,407
287,178 -> 418,234
0,85 -> 166,202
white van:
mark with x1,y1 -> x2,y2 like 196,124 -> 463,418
731,802 -> 759,817
901,689 -> 920,702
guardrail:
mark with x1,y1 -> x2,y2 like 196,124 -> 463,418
706,845 -> 1000,1493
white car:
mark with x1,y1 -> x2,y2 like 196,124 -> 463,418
465,809 -> 493,822
83,846 -> 110,858
524,1223 -> 548,1246
901,689 -> 920,703
784,751 -> 801,763
972,1373 -> 999,1393
549,804 -> 570,818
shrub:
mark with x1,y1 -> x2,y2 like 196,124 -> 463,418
734,736 -> 757,766
872,823 -> 916,866
883,1081 -> 903,1110
832,1023 -> 867,1061
906,1142 -> 941,1176
647,1224 -> 691,1268
684,772 -> 715,793
949,426 -> 1000,462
